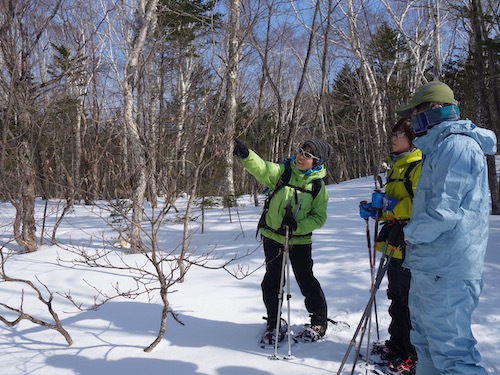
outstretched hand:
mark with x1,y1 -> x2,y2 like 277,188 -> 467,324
233,138 -> 249,158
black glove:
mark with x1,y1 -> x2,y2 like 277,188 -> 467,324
233,138 -> 249,158
387,222 -> 406,248
282,205 -> 297,231
377,222 -> 406,248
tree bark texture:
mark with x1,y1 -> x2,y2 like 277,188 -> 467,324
122,0 -> 160,251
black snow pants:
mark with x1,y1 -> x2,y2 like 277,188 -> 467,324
387,257 -> 416,358
261,237 -> 327,328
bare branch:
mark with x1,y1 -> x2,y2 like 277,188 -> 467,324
0,247 -> 73,345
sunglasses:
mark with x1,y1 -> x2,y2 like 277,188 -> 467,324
391,131 -> 406,139
298,148 -> 320,160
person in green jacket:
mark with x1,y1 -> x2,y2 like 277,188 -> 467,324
233,138 -> 332,345
359,118 -> 422,373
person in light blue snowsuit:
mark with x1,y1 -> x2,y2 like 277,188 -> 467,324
396,81 -> 497,375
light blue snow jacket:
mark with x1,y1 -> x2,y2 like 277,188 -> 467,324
403,119 -> 497,280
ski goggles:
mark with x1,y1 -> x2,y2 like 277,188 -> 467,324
411,104 -> 460,136
298,148 -> 320,160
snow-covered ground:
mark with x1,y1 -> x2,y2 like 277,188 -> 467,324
1,176 -> 499,374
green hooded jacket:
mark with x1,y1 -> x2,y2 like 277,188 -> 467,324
242,150 -> 329,245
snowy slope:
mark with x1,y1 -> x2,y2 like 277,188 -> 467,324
0,176 -> 499,375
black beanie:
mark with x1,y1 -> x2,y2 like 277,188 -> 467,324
301,139 -> 333,165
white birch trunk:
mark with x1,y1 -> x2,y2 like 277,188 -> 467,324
122,0 -> 159,252
223,0 -> 241,204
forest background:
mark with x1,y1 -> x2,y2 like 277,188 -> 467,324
1,0 -> 499,255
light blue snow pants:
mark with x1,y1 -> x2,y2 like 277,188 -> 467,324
408,270 -> 487,375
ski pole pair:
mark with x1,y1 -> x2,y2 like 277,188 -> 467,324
269,199 -> 302,361
364,204 -> 384,356
365,216 -> 380,341
336,239 -> 395,374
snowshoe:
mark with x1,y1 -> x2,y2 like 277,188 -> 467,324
293,324 -> 325,343
259,318 -> 288,348
387,356 -> 417,375
371,340 -> 403,362
359,341 -> 416,375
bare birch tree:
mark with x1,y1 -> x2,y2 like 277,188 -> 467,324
330,0 -> 388,176
282,0 -> 321,154
222,0 -> 241,206
121,0 -> 159,252
0,0 -> 63,253
381,0 -> 437,87
247,0 -> 288,161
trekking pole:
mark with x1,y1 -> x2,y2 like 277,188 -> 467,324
284,227 -> 294,359
362,213 -> 380,365
364,216 -> 379,338
366,230 -> 381,374
336,241 -> 394,375
284,200 -> 302,359
356,175 -> 385,369
350,246 -> 394,375
363,217 -> 376,371
270,230 -> 289,360
349,244 -> 391,375
364,218 -> 372,265
372,211 -> 382,340
350,250 -> 394,375
352,250 -> 381,375
363,199 -> 383,343
270,199 -> 302,360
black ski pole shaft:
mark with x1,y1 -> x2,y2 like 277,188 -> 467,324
350,243 -> 394,375
372,210 -> 382,340
364,216 -> 377,353
365,218 -> 371,254
350,244 -> 395,375
336,241 -> 394,375
364,217 -> 379,338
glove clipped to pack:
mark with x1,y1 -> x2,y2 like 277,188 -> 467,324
371,192 -> 398,212
359,200 -> 376,220
281,205 -> 297,231
233,138 -> 249,158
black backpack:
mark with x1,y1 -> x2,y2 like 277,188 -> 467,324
385,160 -> 420,198
256,159 -> 323,237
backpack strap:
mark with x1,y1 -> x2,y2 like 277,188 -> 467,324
311,178 -> 323,200
256,160 -> 323,237
255,160 -> 292,237
403,160 -> 420,198
280,159 -> 323,200
386,160 -> 420,198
